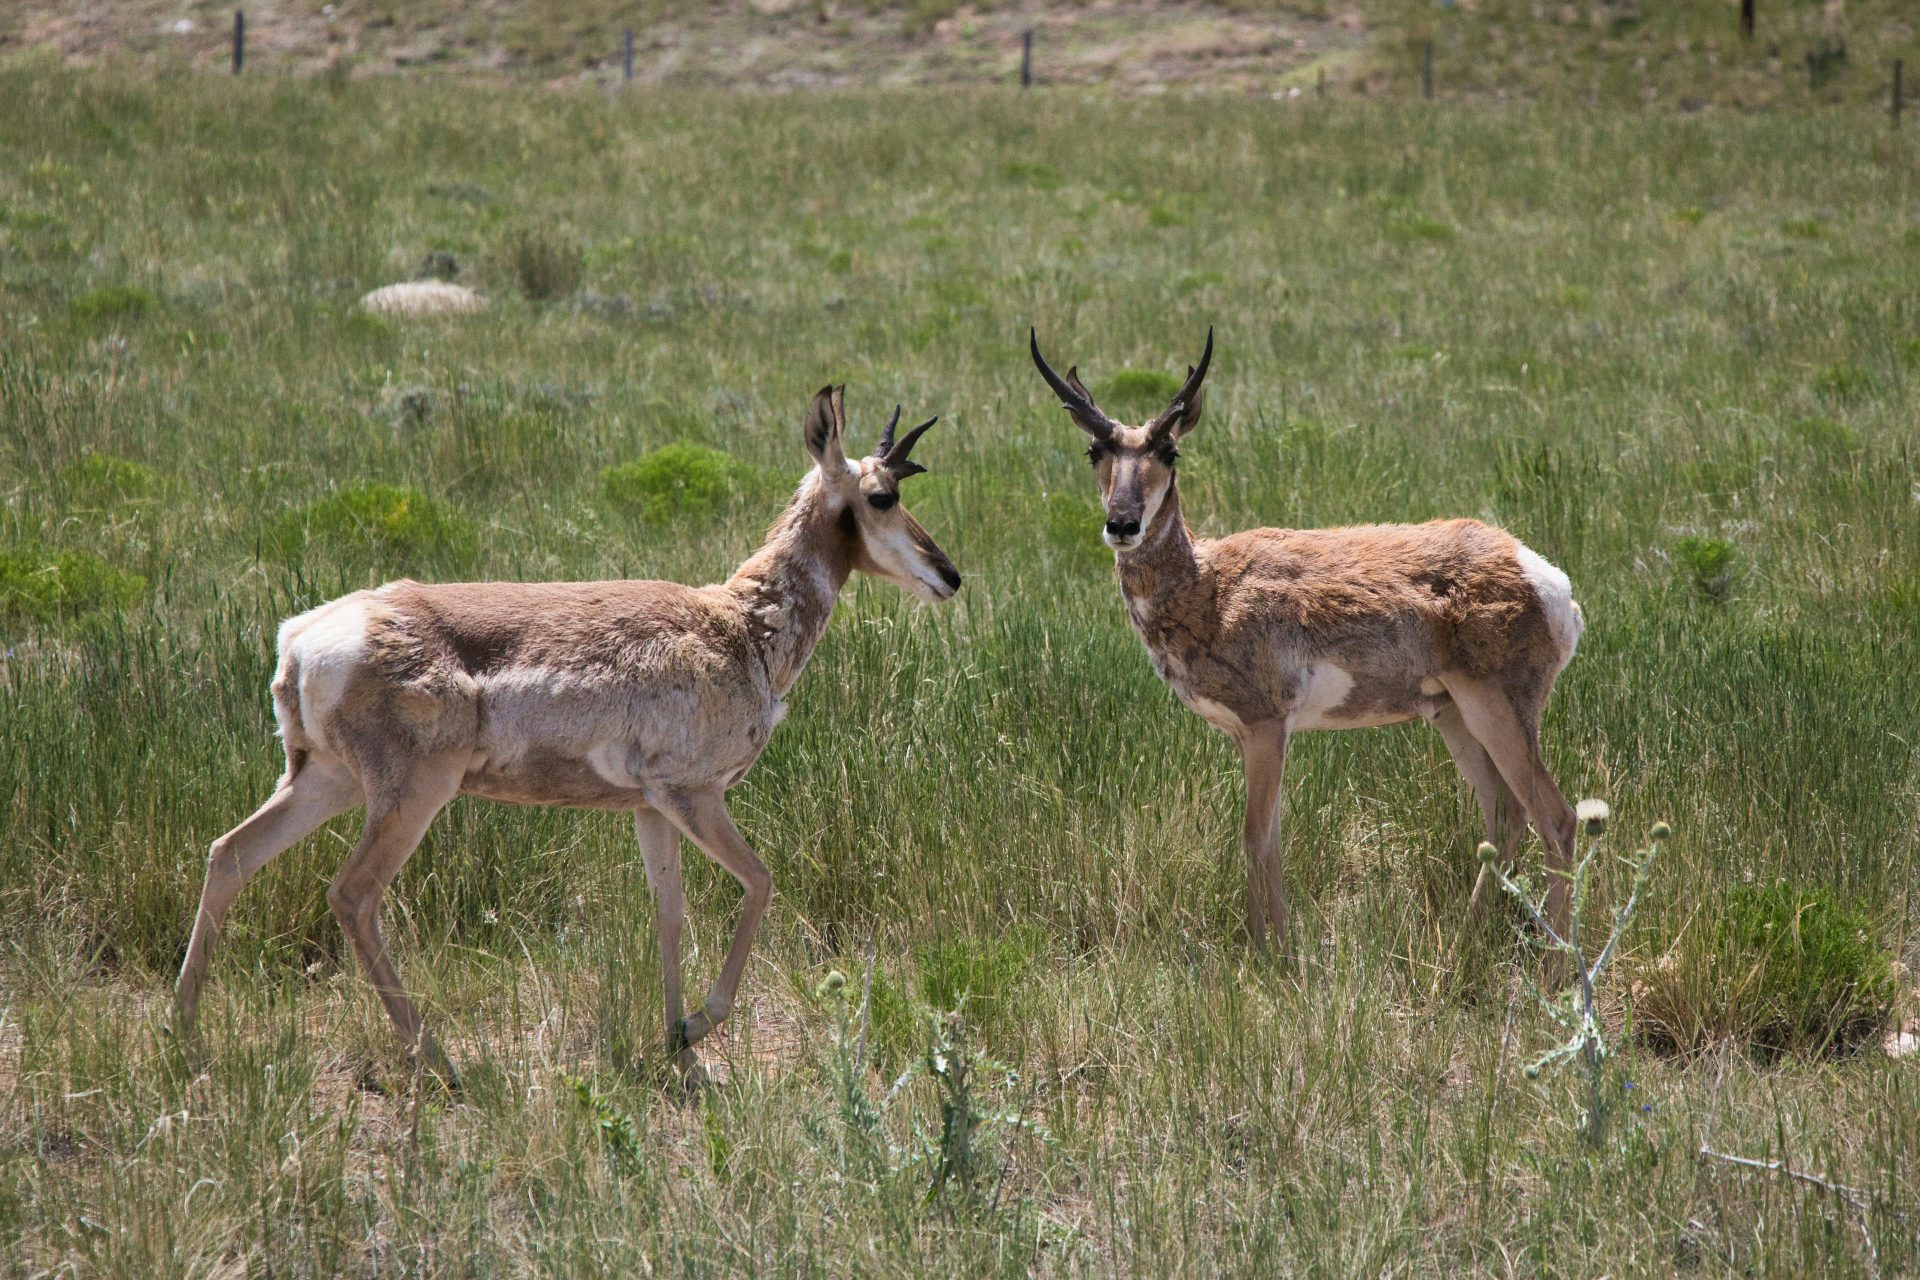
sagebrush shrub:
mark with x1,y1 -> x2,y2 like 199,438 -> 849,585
0,544 -> 145,625
1672,535 -> 1738,601
273,483 -> 475,565
67,284 -> 156,327
601,443 -> 754,522
59,452 -> 161,501
1098,368 -> 1181,416
1631,882 -> 1895,1058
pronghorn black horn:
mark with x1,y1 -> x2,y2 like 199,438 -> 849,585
883,415 -> 938,478
1150,325 -> 1214,437
1030,327 -> 1115,440
873,404 -> 903,458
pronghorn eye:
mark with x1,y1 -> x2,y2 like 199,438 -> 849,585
1086,444 -> 1104,465
1157,444 -> 1180,466
867,492 -> 896,511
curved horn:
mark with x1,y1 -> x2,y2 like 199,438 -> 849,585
872,404 -> 903,459
884,415 -> 938,477
1030,328 -> 1114,440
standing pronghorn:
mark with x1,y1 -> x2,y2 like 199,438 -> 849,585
1030,329 -> 1585,960
173,386 -> 961,1081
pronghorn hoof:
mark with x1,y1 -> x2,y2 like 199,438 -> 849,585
672,1012 -> 713,1051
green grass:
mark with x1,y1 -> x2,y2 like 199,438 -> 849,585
2,67 -> 1919,1276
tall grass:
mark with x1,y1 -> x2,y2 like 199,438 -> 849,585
1,68 -> 1917,1275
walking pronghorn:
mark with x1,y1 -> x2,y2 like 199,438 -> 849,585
1030,329 -> 1585,963
173,386 -> 961,1081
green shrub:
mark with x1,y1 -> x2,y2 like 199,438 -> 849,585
274,483 -> 475,564
0,545 -> 146,625
59,452 -> 161,500
1780,217 -> 1827,240
506,223 -> 582,301
601,443 -> 757,522
1786,415 -> 1859,454
1383,210 -> 1455,243
68,284 -> 156,327
1632,883 -> 1895,1058
1098,368 -> 1181,416
1672,535 -> 1738,601
1002,160 -> 1062,190
914,927 -> 1043,1030
1812,362 -> 1871,402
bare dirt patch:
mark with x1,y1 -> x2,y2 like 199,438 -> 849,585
5,1 -> 1366,95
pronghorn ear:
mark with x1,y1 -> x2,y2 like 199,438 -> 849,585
803,384 -> 849,472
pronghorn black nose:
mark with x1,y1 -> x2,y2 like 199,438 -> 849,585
1106,517 -> 1141,539
937,561 -> 962,591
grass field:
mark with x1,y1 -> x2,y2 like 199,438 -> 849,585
3,64 -> 1919,1276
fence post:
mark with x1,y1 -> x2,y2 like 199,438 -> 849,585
1021,29 -> 1033,88
232,10 -> 244,74
623,27 -> 633,83
1739,0 -> 1754,39
1422,39 -> 1434,100
1895,59 -> 1904,128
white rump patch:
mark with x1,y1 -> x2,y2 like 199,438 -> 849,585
279,598 -> 372,752
357,281 -> 485,316
1513,541 -> 1583,664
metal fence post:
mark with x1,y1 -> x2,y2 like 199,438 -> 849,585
232,10 -> 244,74
1021,29 -> 1033,89
623,27 -> 634,83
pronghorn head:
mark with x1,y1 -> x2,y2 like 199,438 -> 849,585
802,385 -> 962,603
1029,328 -> 1212,552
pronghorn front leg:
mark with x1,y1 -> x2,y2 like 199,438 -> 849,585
1238,726 -> 1291,956
633,808 -> 698,1073
654,787 -> 772,1051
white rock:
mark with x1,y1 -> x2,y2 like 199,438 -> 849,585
356,281 -> 486,316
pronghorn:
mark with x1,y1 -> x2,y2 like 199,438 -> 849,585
1030,329 -> 1585,961
173,386 -> 961,1081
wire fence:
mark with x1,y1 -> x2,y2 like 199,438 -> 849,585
159,7 -> 1910,124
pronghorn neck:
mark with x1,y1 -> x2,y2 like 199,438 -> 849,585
1116,480 -> 1200,605
726,472 -> 853,696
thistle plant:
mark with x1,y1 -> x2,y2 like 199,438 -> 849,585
1490,805 -> 1671,1146
813,961 -> 1049,1212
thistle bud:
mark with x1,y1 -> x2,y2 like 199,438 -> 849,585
1650,821 -> 1671,842
1477,842 -> 1499,864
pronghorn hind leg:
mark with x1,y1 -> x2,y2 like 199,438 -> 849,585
1237,727 -> 1292,958
634,807 -> 700,1078
1439,678 -> 1579,983
173,756 -> 363,1036
326,753 -> 466,1085
654,787 -> 771,1052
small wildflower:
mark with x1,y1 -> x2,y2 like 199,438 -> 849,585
1575,799 -> 1610,835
